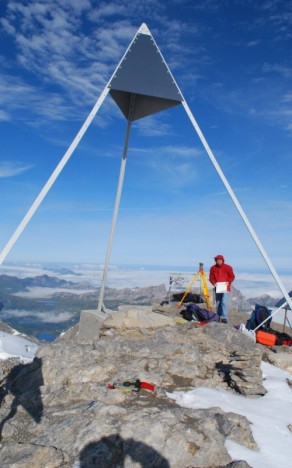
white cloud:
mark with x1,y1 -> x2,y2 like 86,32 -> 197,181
89,2 -> 128,20
0,109 -> 10,121
0,161 -> 33,177
144,159 -> 198,189
89,0 -> 165,25
262,62 -> 292,78
0,74 -> 76,123
2,309 -> 74,323
127,143 -> 202,189
1,2 -> 114,123
135,116 -> 173,137
235,272 -> 292,298
13,286 -> 95,298
246,40 -> 260,46
202,75 -> 292,136
282,92 -> 292,102
1,17 -> 16,34
131,145 -> 203,159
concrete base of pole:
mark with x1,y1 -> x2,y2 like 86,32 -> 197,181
78,309 -> 107,344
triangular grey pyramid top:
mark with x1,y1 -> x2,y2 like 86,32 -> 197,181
108,24 -> 183,121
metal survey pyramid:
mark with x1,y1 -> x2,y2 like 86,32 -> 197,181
108,23 -> 183,120
1,22 -> 291,322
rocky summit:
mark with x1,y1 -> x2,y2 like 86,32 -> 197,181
0,305 -> 273,467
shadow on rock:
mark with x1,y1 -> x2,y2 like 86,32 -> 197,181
79,434 -> 170,467
0,357 -> 43,439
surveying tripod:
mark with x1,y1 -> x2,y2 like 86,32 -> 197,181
177,263 -> 213,310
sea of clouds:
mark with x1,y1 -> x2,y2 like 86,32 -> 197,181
2,262 -> 291,299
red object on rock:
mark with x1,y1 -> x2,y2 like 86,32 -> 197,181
107,380 -> 155,392
140,381 -> 155,391
256,330 -> 277,347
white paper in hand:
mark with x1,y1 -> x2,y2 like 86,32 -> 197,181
216,282 -> 228,293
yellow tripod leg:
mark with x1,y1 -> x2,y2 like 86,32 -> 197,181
200,270 -> 213,311
177,271 -> 200,308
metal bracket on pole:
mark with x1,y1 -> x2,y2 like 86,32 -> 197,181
97,94 -> 137,313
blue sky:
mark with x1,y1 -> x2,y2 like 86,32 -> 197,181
0,0 -> 291,274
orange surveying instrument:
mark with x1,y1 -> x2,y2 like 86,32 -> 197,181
177,262 -> 213,311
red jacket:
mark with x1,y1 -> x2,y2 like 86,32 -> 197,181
209,261 -> 235,292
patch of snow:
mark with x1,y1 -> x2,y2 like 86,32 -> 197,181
167,362 -> 292,468
0,331 -> 38,363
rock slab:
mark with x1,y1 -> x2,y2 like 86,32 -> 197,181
0,315 -> 264,467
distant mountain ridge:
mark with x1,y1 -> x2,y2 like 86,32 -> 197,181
247,294 -> 280,308
0,274 -> 92,293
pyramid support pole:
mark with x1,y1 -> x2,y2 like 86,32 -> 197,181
0,86 -> 110,266
181,99 -> 292,312
97,94 -> 136,313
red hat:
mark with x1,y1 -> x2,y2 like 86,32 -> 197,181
214,254 -> 225,262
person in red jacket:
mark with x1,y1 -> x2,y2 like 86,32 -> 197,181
209,255 -> 235,323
